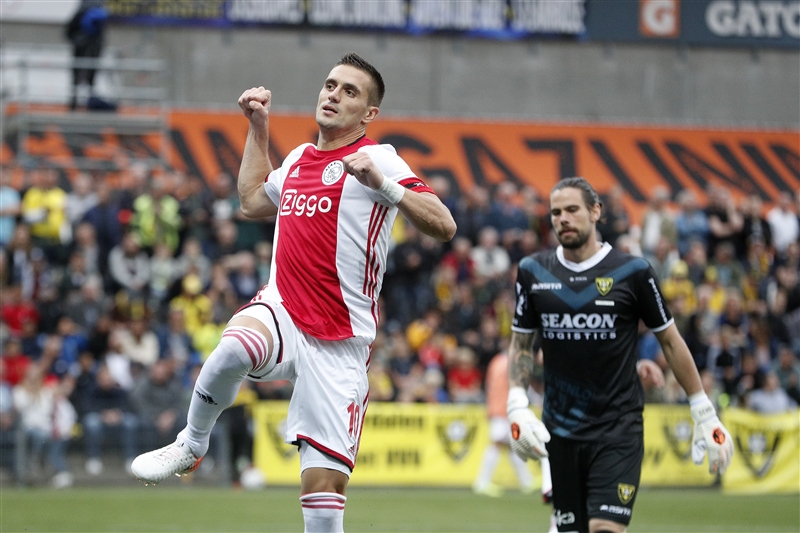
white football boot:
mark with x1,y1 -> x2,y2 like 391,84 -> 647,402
131,440 -> 203,485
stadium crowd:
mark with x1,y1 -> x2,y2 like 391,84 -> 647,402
1,161 -> 799,488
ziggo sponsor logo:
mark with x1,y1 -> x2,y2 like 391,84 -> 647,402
280,189 -> 333,217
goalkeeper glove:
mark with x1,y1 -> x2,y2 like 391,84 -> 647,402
690,392 -> 734,474
507,387 -> 551,461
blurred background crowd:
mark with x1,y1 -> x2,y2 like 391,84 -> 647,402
1,160 -> 799,489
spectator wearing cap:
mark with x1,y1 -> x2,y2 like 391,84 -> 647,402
169,274 -> 212,338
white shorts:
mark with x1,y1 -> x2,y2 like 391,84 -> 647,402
233,300 -> 370,477
489,417 -> 511,444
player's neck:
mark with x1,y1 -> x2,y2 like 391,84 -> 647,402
317,126 -> 367,151
561,239 -> 603,264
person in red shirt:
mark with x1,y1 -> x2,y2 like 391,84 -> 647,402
0,285 -> 39,337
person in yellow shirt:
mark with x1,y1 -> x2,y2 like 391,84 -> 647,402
21,167 -> 69,251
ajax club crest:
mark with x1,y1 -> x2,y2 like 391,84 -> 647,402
595,277 -> 614,296
322,161 -> 345,185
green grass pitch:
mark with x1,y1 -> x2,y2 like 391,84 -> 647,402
1,486 -> 797,532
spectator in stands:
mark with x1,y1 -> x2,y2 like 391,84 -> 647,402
0,357 -> 17,480
253,240 -> 272,287
440,236 -> 476,284
747,370 -> 797,414
446,346 -> 483,403
108,232 -> 150,300
0,166 -> 21,248
174,172 -> 214,248
131,176 -> 182,254
117,313 -> 160,373
454,186 -> 492,245
1,284 -> 39,338
206,219 -> 240,263
767,191 -> 799,261
65,0 -> 108,110
710,242 -> 745,290
646,236 -> 678,283
65,172 -> 98,227
81,180 -> 122,276
59,250 -> 91,298
661,260 -> 698,316
131,359 -> 186,451
21,167 -> 70,264
520,186 -> 551,247
206,263 -> 240,323
148,242 -> 178,312
155,307 -> 200,386
4,224 -> 35,289
51,316 -> 87,378
175,236 -> 212,288
82,364 -> 138,475
772,344 -> 800,404
13,364 -> 75,488
2,336 -> 31,388
388,224 -> 440,327
739,194 -> 772,261
705,185 -> 743,261
69,222 -> 101,276
639,185 -> 677,262
471,226 -> 511,281
227,251 -> 260,304
675,190 -> 709,258
595,185 -> 630,248
486,182 -> 529,234
169,274 -> 213,338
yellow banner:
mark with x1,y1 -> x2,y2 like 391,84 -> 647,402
641,404 -> 720,486
252,401 -> 799,493
722,408 -> 800,494
252,401 -> 541,488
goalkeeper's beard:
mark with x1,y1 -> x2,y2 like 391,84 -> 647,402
557,226 -> 592,249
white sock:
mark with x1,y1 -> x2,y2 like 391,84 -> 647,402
178,328 -> 270,457
540,456 -> 553,496
474,444 -> 501,488
300,492 -> 346,533
509,447 -> 534,488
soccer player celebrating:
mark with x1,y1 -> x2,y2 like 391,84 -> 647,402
131,53 -> 456,533
507,177 -> 732,533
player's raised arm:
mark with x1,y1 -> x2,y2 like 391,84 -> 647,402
342,151 -> 456,242
237,86 -> 278,219
655,323 -> 734,474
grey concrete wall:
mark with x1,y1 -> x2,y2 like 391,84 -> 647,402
2,21 -> 798,127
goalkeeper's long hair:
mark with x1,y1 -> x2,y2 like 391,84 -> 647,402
552,177 -> 605,221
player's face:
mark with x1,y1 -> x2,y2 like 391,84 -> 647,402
316,65 -> 378,132
550,187 -> 600,249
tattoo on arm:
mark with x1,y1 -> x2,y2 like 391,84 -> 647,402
509,331 -> 538,388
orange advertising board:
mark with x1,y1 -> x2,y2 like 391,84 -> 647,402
4,108 -> 798,221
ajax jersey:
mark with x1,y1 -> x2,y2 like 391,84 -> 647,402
258,136 -> 432,342
512,243 -> 673,441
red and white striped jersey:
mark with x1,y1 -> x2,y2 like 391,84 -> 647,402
255,136 -> 433,342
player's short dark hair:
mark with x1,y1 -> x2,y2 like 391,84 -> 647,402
336,52 -> 385,107
552,177 -> 603,211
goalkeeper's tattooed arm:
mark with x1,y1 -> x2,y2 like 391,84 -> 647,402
507,330 -> 550,461
508,330 -> 537,389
